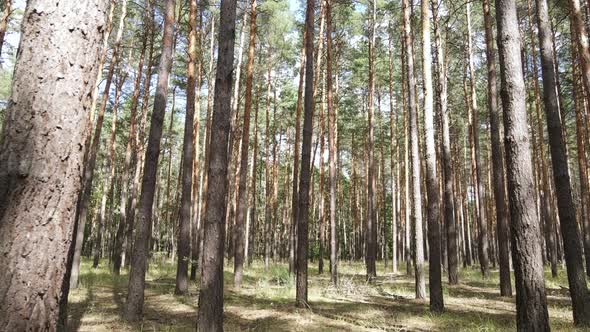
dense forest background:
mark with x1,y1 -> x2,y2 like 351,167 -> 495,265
1,0 -> 590,329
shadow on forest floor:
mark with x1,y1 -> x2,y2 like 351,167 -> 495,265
67,259 -> 583,331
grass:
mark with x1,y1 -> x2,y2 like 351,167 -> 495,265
67,258 -> 588,331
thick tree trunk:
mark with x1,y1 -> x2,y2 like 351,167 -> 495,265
422,0 -> 443,312
483,0 -> 512,295
196,0 -> 238,327
0,0 -> 108,329
496,0 -> 550,328
124,0 -> 176,321
234,0 -> 257,288
296,0 -> 315,307
537,0 -> 590,325
403,0 -> 425,299
69,0 -> 121,288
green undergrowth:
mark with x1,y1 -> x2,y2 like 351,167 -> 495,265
67,258 -> 586,331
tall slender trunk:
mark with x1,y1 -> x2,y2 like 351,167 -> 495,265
318,86 -> 326,274
572,32 -> 590,279
365,0 -> 377,281
190,1 -> 204,281
403,0 -> 425,299
538,0 -> 590,325
496,0 -> 550,327
466,2 -> 489,277
124,0 -> 176,321
93,70 -> 126,268
113,0 -> 150,275
325,0 -> 338,286
483,0 -> 511,295
296,0 -> 315,307
387,28 -> 398,274
433,1 -> 457,285
175,0 -> 199,295
196,0 -> 238,327
264,63 -> 273,271
126,22 -> 156,269
234,0 -> 257,288
422,0 -> 443,311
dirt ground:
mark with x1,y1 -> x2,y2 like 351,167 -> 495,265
67,259 -> 584,331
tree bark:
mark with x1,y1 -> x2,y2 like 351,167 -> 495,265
496,0 -> 550,328
69,0 -> 120,288
113,0 -> 150,275
296,0 -> 315,307
403,0 -> 425,299
466,1 -> 489,277
196,0 -> 238,327
234,0 -> 257,289
422,0 -> 443,312
365,0 -> 378,281
124,0 -> 176,321
537,0 -> 590,325
0,0 -> 11,65
0,0 -> 109,329
174,0 -> 199,295
483,0 -> 512,295
387,28 -> 399,274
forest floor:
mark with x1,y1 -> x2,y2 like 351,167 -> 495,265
67,257 -> 585,331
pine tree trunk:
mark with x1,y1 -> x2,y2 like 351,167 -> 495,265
482,0 -> 511,295
196,0 -> 238,328
0,0 -> 11,64
0,0 -> 109,329
296,0 -> 315,307
325,0 -> 338,286
69,0 -> 122,288
113,0 -> 150,275
537,0 -> 590,325
466,2 -> 489,277
422,0 -> 443,311
403,0 -> 425,299
124,0 -> 176,321
93,71 -> 126,269
365,0 -> 377,281
387,28 -> 399,274
233,0 -> 257,288
174,0 -> 199,295
496,0 -> 550,328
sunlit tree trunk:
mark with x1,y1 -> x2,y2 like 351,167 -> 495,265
403,0 -> 425,299
422,0 -> 443,311
537,0 -> 590,325
296,0 -> 315,307
466,2 -> 489,277
496,0 -> 550,327
124,0 -> 176,321
0,0 -> 109,328
196,0 -> 238,327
